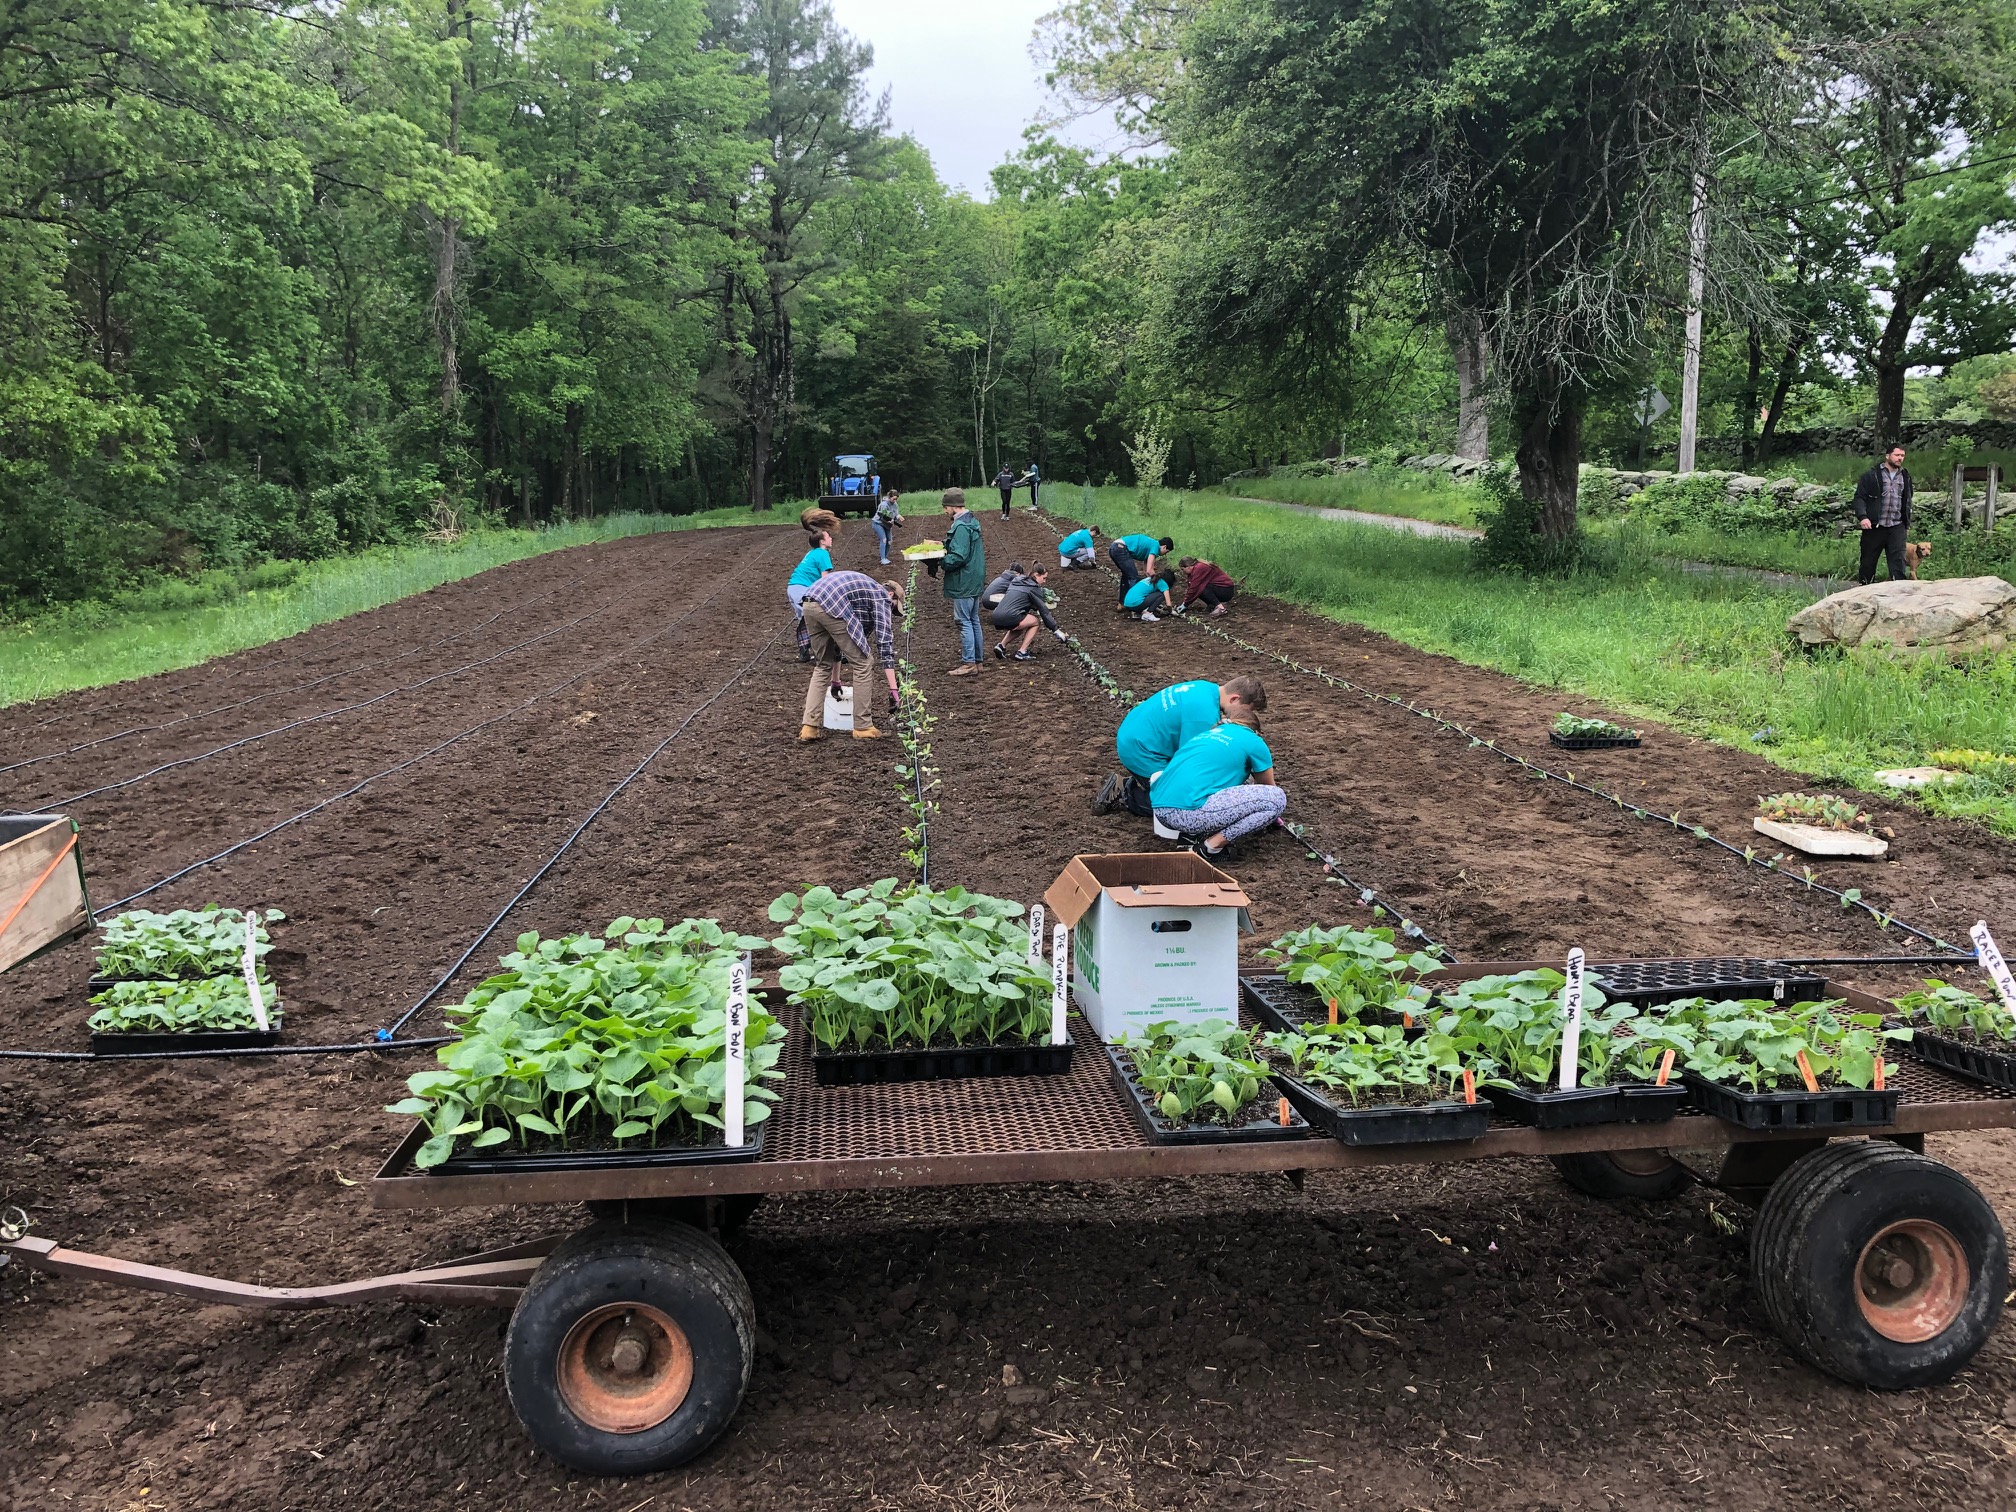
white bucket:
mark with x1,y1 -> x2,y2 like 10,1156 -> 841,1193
822,685 -> 855,731
1152,816 -> 1180,841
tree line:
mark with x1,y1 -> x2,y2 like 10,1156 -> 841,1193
4,0 -> 2011,608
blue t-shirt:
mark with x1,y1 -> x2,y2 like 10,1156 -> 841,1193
1122,576 -> 1167,609
1115,680 -> 1219,776
1151,722 -> 1274,813
789,547 -> 832,588
1118,534 -> 1160,561
1059,528 -> 1094,555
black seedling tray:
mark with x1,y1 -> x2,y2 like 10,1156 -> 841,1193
812,1037 -> 1074,1086
1681,1071 -> 1898,1131
1549,729 -> 1641,750
1908,1028 -> 2016,1093
1481,1083 -> 1622,1129
1582,959 -> 1828,1011
1103,1041 -> 1312,1146
434,1121 -> 765,1176
1276,1072 -> 1488,1146
1615,1083 -> 1692,1122
90,972 -> 275,994
90,1023 -> 283,1056
1239,974 -> 1422,1034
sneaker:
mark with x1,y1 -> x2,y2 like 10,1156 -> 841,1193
992,644 -> 1007,659
1140,611 -> 1159,623
1210,603 -> 1229,618
798,725 -> 825,743
852,725 -> 883,740
1189,837 -> 1227,861
1012,650 -> 1033,661
797,647 -> 813,664
1093,773 -> 1122,815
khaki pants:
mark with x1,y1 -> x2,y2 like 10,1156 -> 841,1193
801,602 -> 885,728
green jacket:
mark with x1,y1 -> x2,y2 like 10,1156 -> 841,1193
940,510 -> 986,598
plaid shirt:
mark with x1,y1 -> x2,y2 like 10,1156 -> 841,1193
1877,464 -> 1906,527
803,570 -> 896,664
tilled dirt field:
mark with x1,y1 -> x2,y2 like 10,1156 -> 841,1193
5,509 -> 2016,1511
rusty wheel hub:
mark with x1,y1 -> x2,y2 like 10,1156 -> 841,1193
1856,1220 -> 1969,1344
557,1303 -> 693,1433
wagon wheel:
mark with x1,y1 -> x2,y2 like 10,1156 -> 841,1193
1549,1148 -> 1690,1200
1751,1140 -> 2006,1390
505,1219 -> 755,1474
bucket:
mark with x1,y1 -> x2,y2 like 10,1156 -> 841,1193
822,685 -> 855,731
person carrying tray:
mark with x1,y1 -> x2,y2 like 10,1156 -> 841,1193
1057,525 -> 1100,570
1097,677 -> 1262,818
1149,685 -> 1284,859
938,489 -> 987,675
1107,532 -> 1171,600
797,571 -> 903,744
990,566 -> 1066,660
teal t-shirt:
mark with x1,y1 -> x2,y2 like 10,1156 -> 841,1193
1150,722 -> 1274,812
1122,576 -> 1166,609
1059,528 -> 1094,555
789,547 -> 832,588
1118,533 -> 1160,560
1115,680 -> 1219,776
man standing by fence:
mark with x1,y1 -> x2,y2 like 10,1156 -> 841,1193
1854,444 -> 1913,585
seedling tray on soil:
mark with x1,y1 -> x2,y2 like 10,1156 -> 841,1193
1101,1040 -> 1312,1146
1681,1071 -> 1899,1131
89,1019 -> 284,1056
432,1121 -> 765,1176
1907,1028 -> 2016,1094
1548,730 -> 1641,750
812,1037 -> 1074,1087
1275,1072 -> 1488,1146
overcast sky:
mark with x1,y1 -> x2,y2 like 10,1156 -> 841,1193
828,0 -> 1116,197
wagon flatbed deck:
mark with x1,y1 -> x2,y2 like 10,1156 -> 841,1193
369,963 -> 2016,1210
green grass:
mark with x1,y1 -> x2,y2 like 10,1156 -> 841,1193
0,507 -> 776,707
1064,485 -> 2016,836
1212,466 -> 1484,527
1591,522 -> 1855,581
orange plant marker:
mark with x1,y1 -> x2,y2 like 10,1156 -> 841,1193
1327,998 -> 1339,1026
1795,1049 -> 1820,1093
1278,1096 -> 1292,1126
1461,1068 -> 1476,1105
1403,1012 -> 1415,1029
1655,1049 -> 1675,1087
1873,1055 -> 1887,1091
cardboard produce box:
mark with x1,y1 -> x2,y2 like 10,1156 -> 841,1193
1043,853 -> 1251,1043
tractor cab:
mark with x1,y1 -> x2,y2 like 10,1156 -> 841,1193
818,454 -> 882,516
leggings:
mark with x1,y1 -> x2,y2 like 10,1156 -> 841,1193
1108,540 -> 1141,597
787,583 -> 812,651
1154,784 -> 1286,844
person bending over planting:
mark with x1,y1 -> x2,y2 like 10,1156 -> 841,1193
1149,684 -> 1283,860
1057,525 -> 1100,570
938,488 -> 987,675
990,565 -> 1066,660
1098,677 -> 1262,819
1121,572 -> 1178,622
1107,532 -> 1171,600
1179,557 -> 1237,617
797,571 -> 904,744
787,524 -> 835,662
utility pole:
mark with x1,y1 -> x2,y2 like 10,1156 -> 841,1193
1676,165 -> 1709,475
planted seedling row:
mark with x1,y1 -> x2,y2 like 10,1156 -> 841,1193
86,905 -> 287,1053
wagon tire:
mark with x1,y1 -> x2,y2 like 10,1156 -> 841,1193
1751,1140 -> 2005,1390
505,1219 -> 755,1474
1549,1149 -> 1690,1200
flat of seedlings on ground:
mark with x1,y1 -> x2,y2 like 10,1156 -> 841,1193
5,512 -> 2016,1511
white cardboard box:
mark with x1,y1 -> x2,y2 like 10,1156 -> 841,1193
1044,853 -> 1251,1043
1753,815 -> 1889,858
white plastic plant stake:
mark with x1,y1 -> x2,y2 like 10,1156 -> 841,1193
1028,903 -> 1045,966
1050,924 -> 1069,1046
241,909 -> 269,1034
723,953 -> 749,1148
1557,948 -> 1586,1091
1973,922 -> 2016,1024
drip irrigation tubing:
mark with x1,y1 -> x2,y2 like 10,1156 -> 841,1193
21,595 -> 623,813
1177,613 -> 1971,959
1026,516 -> 1446,950
1,559 -> 798,1062
104,540 -> 763,910
0,576 -> 578,778
379,620 -> 793,1040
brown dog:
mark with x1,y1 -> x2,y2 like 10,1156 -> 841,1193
1904,541 -> 1933,578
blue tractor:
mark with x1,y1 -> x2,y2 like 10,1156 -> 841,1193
817,453 -> 882,517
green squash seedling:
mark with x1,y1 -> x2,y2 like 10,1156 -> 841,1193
88,974 -> 280,1034
1896,979 -> 2012,1042
1118,1019 -> 1269,1124
96,906 -> 284,979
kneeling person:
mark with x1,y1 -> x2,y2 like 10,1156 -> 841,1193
1058,526 -> 1100,571
1101,677 -> 1263,818
798,571 -> 903,743
1149,696 -> 1284,859
1122,573 -> 1176,621
990,566 -> 1063,660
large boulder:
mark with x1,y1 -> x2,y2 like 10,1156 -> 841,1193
1788,577 -> 2016,654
